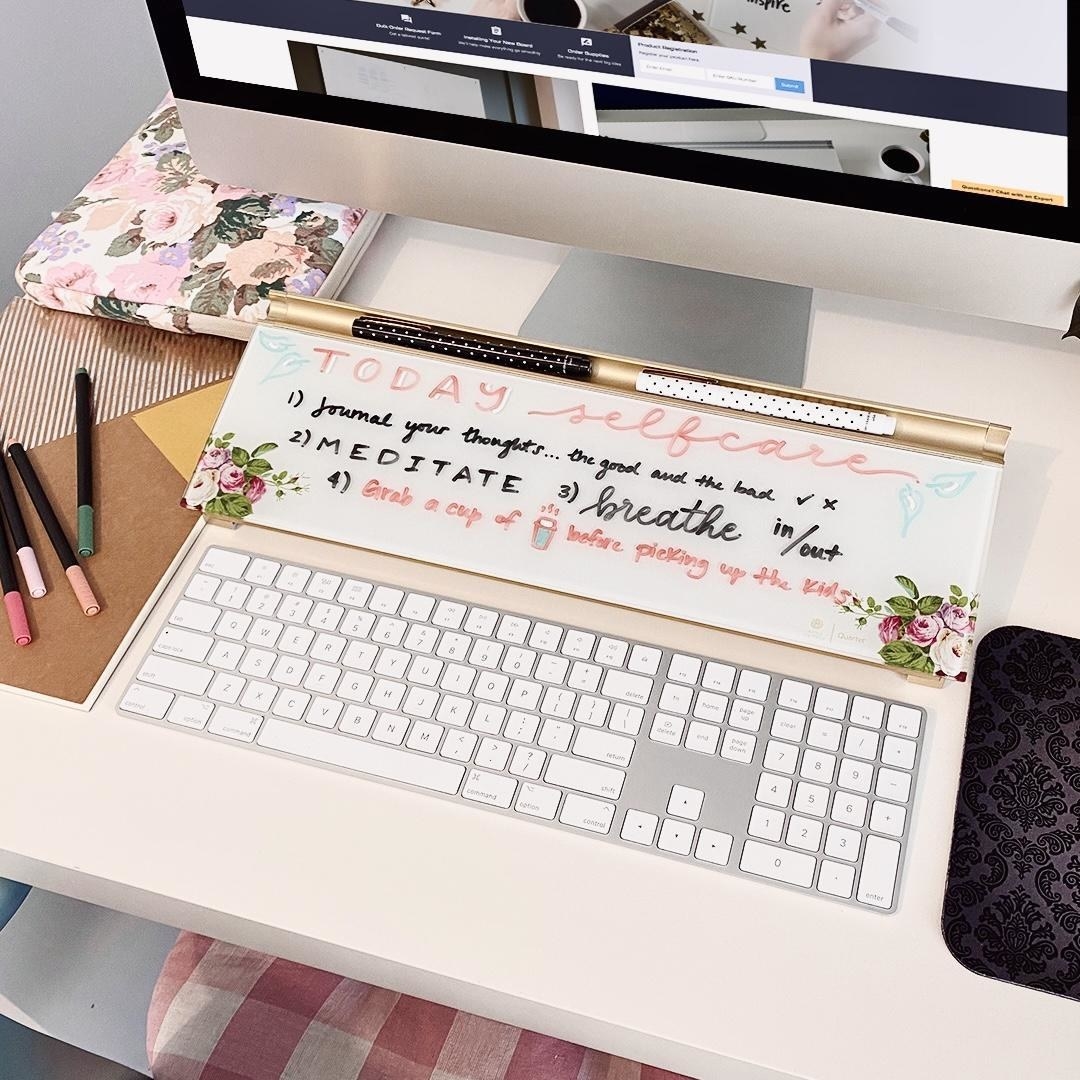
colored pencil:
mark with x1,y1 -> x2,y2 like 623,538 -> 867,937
0,500 -> 31,647
7,443 -> 100,617
75,367 -> 95,557
0,452 -> 46,598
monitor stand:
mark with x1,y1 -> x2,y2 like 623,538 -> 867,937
519,249 -> 811,388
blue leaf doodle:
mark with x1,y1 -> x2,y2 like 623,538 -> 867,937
926,472 -> 976,499
899,484 -> 924,537
257,328 -> 311,385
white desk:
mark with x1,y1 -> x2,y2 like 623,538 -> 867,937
1,216 -> 1078,1080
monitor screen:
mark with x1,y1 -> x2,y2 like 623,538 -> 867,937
152,0 -> 1074,241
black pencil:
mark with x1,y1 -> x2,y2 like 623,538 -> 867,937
0,500 -> 31,647
7,443 -> 100,617
0,453 -> 45,597
75,367 -> 94,557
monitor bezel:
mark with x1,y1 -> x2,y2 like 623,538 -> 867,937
148,0 -> 1077,244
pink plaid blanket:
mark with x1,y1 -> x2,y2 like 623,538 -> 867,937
148,933 -> 691,1080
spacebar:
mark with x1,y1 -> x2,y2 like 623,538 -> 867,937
257,718 -> 466,795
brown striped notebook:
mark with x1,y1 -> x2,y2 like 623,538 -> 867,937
0,300 -> 242,704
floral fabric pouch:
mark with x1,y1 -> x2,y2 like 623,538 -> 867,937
15,95 -> 381,337
943,624 -> 1080,1002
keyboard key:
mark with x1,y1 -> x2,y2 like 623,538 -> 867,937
341,611 -> 376,639
338,674 -> 373,703
200,548 -> 250,578
685,720 -> 721,755
720,730 -> 756,764
609,704 -> 644,736
440,729 -> 478,762
304,664 -> 342,696
658,683 -> 692,714
475,672 -> 510,704
432,600 -> 466,629
275,566 -> 311,594
595,637 -> 629,667
240,682 -> 277,713
601,669 -> 652,705
120,683 -> 174,719
567,662 -> 602,693
728,699 -> 763,732
168,697 -> 213,730
208,641 -> 245,672
207,673 -> 244,705
273,690 -> 312,722
372,713 -> 407,746
881,735 -> 917,771
369,586 -> 404,614
539,687 -> 575,718
755,773 -> 792,808
216,611 -> 252,641
307,572 -> 342,600
573,727 -> 634,768
786,815 -> 823,852
837,758 -> 873,794
258,718 -> 465,794
693,691 -> 728,724
339,580 -> 373,608
342,641 -> 377,672
508,745 -> 546,779
831,791 -> 868,827
535,654 -> 570,684
244,558 -> 281,586
545,754 -> 624,800
506,680 -> 542,711
870,800 -> 906,838
818,860 -> 856,899
770,710 -> 806,742
440,664 -> 476,694
464,608 -> 499,636
470,639 -> 505,670
748,805 -> 784,842
825,825 -> 861,862
515,783 -> 560,819
169,600 -> 220,634
763,740 -> 798,775
495,614 -> 530,644
501,647 -> 537,677
306,695 -> 339,726
339,706 -> 376,738
814,687 -> 848,719
407,657 -> 443,687
777,679 -> 812,710
437,633 -> 471,662
504,711 -> 540,743
208,707 -> 262,743
560,793 -> 615,834
246,589 -> 282,618
857,836 -> 901,908
851,696 -> 885,728
657,818 -> 694,855
561,630 -> 595,659
529,623 -> 562,652
402,687 -> 438,719
702,662 -> 735,693
537,719 -> 573,753
403,624 -> 439,654
279,596 -> 314,625
184,574 -> 220,603
667,785 -> 704,821
573,696 -> 609,727
843,728 -> 879,762
793,781 -> 828,817
695,829 -> 733,866
309,603 -> 344,633
436,697 -> 472,728
876,768 -> 912,803
154,627 -> 213,664
887,704 -> 922,738
476,738 -> 512,771
649,713 -> 684,746
736,669 -> 770,702
372,618 -> 407,646
247,619 -> 283,648
621,809 -> 659,845
214,581 -> 251,609
137,656 -> 213,696
806,717 -> 842,752
406,721 -> 444,754
800,749 -> 836,784
627,645 -> 662,675
667,654 -> 701,684
740,840 -> 815,887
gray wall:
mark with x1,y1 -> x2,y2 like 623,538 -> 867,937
0,1 -> 168,308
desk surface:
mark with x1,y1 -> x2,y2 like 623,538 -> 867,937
2,217 -> 1079,1080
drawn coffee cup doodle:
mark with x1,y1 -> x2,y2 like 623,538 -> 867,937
531,503 -> 560,551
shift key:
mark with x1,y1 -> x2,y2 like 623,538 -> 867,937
137,656 -> 213,696
545,754 -> 625,799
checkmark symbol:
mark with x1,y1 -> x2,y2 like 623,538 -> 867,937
797,493 -> 814,506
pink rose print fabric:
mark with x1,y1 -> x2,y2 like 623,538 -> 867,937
16,96 -> 368,334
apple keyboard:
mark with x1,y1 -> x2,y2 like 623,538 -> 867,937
118,546 -> 926,913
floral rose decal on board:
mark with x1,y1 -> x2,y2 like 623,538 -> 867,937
839,576 -> 978,679
182,433 -> 305,520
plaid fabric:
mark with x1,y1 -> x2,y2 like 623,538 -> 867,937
148,933 -> 690,1080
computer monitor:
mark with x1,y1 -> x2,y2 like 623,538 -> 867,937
148,0 -> 1074,329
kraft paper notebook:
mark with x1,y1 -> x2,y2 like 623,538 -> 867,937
0,302 -> 241,706
180,293 -> 1009,684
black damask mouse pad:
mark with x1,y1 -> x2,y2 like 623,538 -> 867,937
943,625 -> 1080,1001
